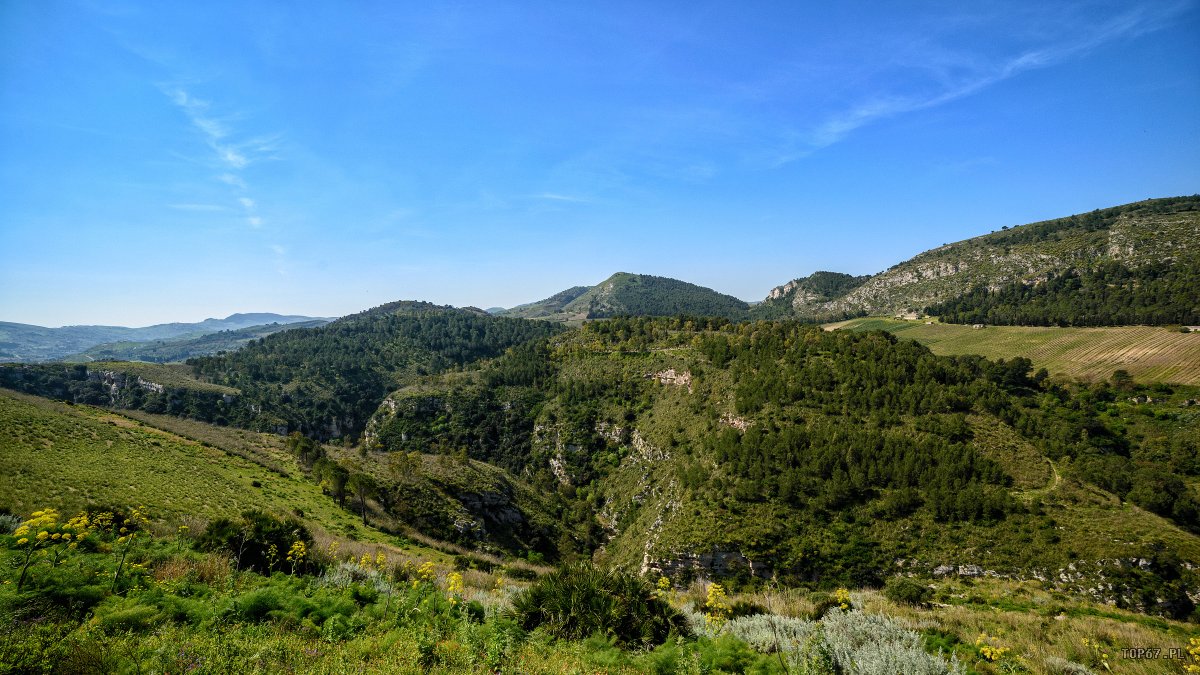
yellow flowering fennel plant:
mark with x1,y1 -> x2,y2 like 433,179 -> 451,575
975,632 -> 1011,663
705,582 -> 730,629
12,509 -> 94,591
1185,636 -> 1200,674
286,540 -> 307,574
111,506 -> 149,592
834,587 -> 852,610
412,561 -> 437,588
446,571 -> 464,606
654,575 -> 672,601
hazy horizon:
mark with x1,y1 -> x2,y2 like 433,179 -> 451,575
3,1 -> 1197,326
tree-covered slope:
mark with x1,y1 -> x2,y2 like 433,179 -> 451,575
0,302 -> 563,442
502,273 -> 751,322
771,195 -> 1200,320
364,317 -> 1200,617
498,286 -> 591,319
183,302 -> 562,440
564,273 -> 750,320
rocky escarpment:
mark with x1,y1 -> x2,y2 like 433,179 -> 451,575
769,198 -> 1200,319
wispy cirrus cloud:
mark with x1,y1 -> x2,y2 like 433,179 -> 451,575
165,87 -> 281,170
766,1 -> 1191,166
164,86 -> 280,229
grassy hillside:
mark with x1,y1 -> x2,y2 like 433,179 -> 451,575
774,195 -> 1200,320
0,389 -> 370,540
826,318 -> 1200,384
0,388 -> 562,563
62,319 -> 329,363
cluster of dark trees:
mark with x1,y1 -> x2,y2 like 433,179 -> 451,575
927,260 -> 1200,326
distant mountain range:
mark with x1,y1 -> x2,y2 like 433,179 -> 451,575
0,313 -> 329,363
5,196 -> 1196,363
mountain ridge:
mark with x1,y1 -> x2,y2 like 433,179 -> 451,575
0,313 -> 330,363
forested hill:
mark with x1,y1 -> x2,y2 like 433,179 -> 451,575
498,286 -> 591,319
186,302 -> 563,439
767,195 -> 1200,321
754,271 -> 870,320
503,273 -> 751,322
0,302 -> 562,442
570,273 -> 749,319
363,316 -> 1200,613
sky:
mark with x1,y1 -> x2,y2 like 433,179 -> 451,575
1,1 -> 1198,327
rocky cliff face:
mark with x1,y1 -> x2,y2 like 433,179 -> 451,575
771,198 -> 1200,319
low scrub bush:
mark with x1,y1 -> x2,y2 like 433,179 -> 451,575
509,563 -> 688,648
884,577 -> 934,606
193,510 -> 313,575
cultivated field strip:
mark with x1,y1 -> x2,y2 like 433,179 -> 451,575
829,319 -> 1200,384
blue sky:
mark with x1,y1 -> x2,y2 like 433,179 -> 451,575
1,1 -> 1197,326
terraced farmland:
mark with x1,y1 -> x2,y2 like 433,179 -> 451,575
826,318 -> 1200,384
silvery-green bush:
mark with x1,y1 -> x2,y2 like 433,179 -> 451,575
319,560 -> 392,595
687,603 -> 963,674
818,608 -> 964,675
723,613 -> 817,653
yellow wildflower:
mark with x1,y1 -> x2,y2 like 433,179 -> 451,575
705,582 -> 730,628
834,587 -> 852,610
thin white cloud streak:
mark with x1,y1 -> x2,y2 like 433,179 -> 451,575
773,2 -> 1190,166
163,88 -> 280,230
218,173 -> 247,189
164,87 -> 281,170
168,203 -> 226,211
534,192 -> 590,203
